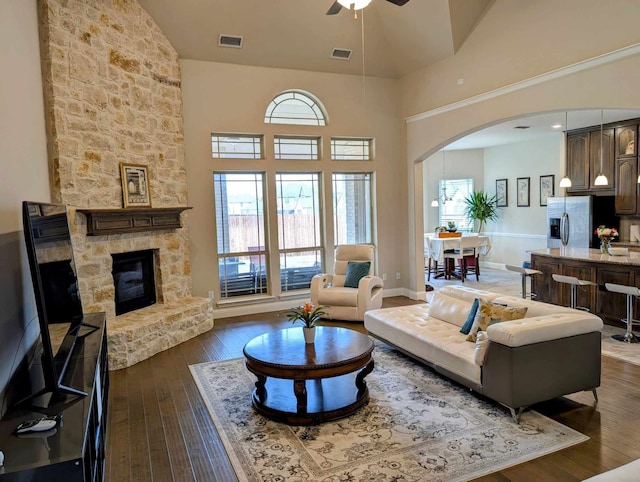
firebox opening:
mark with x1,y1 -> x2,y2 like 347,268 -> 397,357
112,249 -> 157,316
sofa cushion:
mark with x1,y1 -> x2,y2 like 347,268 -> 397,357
466,300 -> 528,342
429,292 -> 473,327
363,304 -> 481,384
474,331 -> 490,366
344,261 -> 371,288
486,312 -> 603,347
460,298 -> 480,335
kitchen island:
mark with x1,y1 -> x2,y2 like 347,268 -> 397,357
530,248 -> 640,326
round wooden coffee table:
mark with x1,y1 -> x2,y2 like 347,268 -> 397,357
243,326 -> 374,425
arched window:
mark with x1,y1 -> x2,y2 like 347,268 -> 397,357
264,90 -> 328,126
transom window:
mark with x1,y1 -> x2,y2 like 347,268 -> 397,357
264,90 -> 327,126
274,135 -> 321,160
438,178 -> 474,231
212,134 -> 263,159
331,137 -> 373,161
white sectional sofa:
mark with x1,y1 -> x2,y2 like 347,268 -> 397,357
364,285 -> 603,421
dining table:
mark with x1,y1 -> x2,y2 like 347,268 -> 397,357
424,233 -> 492,264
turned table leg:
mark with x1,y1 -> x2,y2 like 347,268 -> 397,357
356,360 -> 375,396
293,379 -> 307,413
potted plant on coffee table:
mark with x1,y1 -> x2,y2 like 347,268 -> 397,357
463,190 -> 500,233
286,301 -> 328,343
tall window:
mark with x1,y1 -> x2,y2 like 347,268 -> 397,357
333,173 -> 373,245
276,173 -> 323,292
264,90 -> 327,126
438,178 -> 474,231
214,173 -> 268,298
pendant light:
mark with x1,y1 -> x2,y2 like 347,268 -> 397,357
559,111 -> 572,188
441,149 -> 453,205
338,0 -> 372,9
594,109 -> 608,186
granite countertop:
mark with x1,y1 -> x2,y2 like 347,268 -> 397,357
612,241 -> 640,248
529,247 -> 640,266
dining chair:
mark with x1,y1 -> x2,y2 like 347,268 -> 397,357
443,236 -> 480,282
424,234 -> 445,280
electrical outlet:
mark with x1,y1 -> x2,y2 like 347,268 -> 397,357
396,272 -> 401,280
382,273 -> 387,281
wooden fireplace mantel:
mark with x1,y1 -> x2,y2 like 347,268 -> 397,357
77,207 -> 192,236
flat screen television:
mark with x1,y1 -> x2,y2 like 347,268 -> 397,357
21,201 -> 95,407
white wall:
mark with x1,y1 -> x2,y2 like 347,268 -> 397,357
482,135 -> 563,266
423,149 -> 484,233
0,0 -> 50,232
0,0 -> 50,416
180,60 -> 407,301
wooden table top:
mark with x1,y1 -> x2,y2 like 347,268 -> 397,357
243,326 -> 373,369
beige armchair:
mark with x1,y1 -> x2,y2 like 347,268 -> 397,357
310,244 -> 384,322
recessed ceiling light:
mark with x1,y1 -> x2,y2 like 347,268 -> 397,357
551,124 -> 563,129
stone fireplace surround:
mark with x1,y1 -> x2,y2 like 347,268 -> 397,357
36,0 -> 214,370
71,209 -> 212,371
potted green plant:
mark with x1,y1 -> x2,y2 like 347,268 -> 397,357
463,191 -> 500,233
286,301 -> 328,343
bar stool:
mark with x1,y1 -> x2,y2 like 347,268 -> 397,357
604,283 -> 640,343
552,274 -> 596,311
506,264 -> 543,299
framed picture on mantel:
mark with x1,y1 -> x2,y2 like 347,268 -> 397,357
120,163 -> 151,208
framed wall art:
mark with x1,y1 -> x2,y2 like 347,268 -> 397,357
517,177 -> 530,207
120,163 -> 151,208
496,178 -> 508,207
539,174 -> 554,206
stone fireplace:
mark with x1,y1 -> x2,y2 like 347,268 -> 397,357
37,0 -> 213,370
112,249 -> 157,316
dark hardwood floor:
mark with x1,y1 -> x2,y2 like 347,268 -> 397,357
106,296 -> 640,481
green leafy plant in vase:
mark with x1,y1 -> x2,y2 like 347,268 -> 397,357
447,221 -> 457,232
286,302 -> 328,343
463,191 -> 500,233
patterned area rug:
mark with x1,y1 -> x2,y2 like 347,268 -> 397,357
601,325 -> 640,366
190,344 -> 588,482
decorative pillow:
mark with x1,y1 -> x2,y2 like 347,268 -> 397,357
459,298 -> 480,335
344,261 -> 371,288
465,300 -> 527,342
474,331 -> 490,366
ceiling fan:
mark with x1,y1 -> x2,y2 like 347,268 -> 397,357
326,0 -> 410,16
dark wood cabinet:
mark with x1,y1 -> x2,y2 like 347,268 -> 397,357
615,124 -> 636,158
613,122 -> 639,215
615,157 -> 638,214
0,313 -> 108,481
589,128 -> 615,189
531,253 -> 640,326
530,256 -> 563,305
566,132 -> 590,192
562,261 -> 597,311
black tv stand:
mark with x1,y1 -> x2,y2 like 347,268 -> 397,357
0,312 -> 108,481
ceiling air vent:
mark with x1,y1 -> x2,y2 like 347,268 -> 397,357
331,48 -> 352,61
513,125 -> 531,129
218,34 -> 243,49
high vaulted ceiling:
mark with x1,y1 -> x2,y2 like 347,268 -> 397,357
137,0 -> 492,79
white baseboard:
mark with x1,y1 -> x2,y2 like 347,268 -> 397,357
212,288 -> 418,319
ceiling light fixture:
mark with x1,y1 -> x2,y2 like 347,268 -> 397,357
559,111 -> 572,188
337,0 -> 372,10
594,109 -> 609,186
551,123 -> 563,129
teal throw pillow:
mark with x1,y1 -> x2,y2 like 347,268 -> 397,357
460,298 -> 480,335
344,261 -> 371,288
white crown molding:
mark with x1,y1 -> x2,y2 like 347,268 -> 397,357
405,43 -> 640,124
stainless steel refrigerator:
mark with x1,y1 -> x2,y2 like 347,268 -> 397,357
547,196 -> 592,248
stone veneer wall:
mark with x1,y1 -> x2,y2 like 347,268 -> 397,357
37,0 -> 212,369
